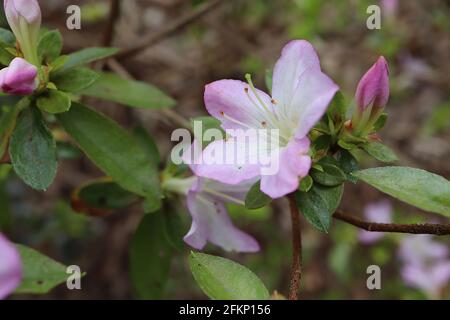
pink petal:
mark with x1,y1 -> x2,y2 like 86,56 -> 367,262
355,57 -> 389,111
4,0 -> 41,25
195,135 -> 262,185
291,67 -> 339,138
271,40 -> 321,108
0,233 -> 22,300
260,137 -> 311,199
204,79 -> 274,132
184,189 -> 259,252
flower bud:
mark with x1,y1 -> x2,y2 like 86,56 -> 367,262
4,0 -> 41,65
0,57 -> 38,95
352,57 -> 389,133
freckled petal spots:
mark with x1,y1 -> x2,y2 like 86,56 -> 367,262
204,80 -> 274,132
0,233 -> 22,300
291,67 -> 339,139
271,40 -> 321,108
260,137 -> 311,199
184,188 -> 259,252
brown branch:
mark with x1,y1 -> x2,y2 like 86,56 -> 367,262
102,0 -> 121,47
334,210 -> 450,235
287,193 -> 302,300
115,0 -> 223,60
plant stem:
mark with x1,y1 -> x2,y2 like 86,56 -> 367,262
334,210 -> 450,235
287,193 -> 302,300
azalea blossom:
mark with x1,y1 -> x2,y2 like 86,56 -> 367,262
0,57 -> 38,95
0,233 -> 22,300
195,40 -> 338,198
163,173 -> 259,253
352,57 -> 389,133
4,0 -> 41,66
358,200 -> 392,244
399,235 -> 450,299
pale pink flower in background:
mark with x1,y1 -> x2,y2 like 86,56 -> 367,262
196,40 -> 338,198
0,233 -> 22,300
358,200 -> 392,244
0,57 -> 38,95
399,235 -> 450,299
380,0 -> 398,21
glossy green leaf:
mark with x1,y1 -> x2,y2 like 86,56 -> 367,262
189,252 -> 269,300
0,46 -> 14,65
245,180 -> 272,210
81,72 -> 175,109
299,175 -> 313,192
362,142 -> 398,163
51,67 -> 99,93
59,47 -> 118,71
0,28 -> 15,46
37,89 -> 71,114
311,163 -> 346,187
336,149 -> 359,183
37,30 -> 63,63
15,245 -> 69,294
56,103 -> 161,207
132,126 -> 160,166
296,184 -> 344,233
327,91 -> 346,124
130,212 -> 173,299
373,113 -> 388,131
354,167 -> 450,216
77,180 -> 138,210
9,107 -> 57,190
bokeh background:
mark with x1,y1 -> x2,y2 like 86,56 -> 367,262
1,0 -> 449,299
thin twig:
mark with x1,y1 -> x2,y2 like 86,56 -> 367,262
106,58 -> 191,129
287,193 -> 302,300
115,0 -> 223,60
334,210 -> 450,235
103,0 -> 121,47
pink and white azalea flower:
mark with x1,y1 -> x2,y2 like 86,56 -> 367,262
163,174 -> 259,253
195,40 -> 338,199
399,235 -> 450,299
0,233 -> 22,300
0,57 -> 38,95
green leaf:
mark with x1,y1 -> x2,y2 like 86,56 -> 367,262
51,67 -> 99,93
130,212 -> 173,299
336,149 -> 359,183
77,180 -> 138,210
9,107 -> 57,190
59,47 -> 119,71
327,91 -> 346,124
0,28 -> 15,46
354,167 -> 450,216
265,69 -> 273,94
56,103 -> 161,207
191,116 -> 224,148
373,113 -> 388,131
296,184 -> 344,233
362,142 -> 398,163
299,175 -> 313,192
81,72 -> 175,109
15,245 -> 69,294
245,180 -> 272,209
37,30 -> 63,63
311,163 -> 346,187
0,105 -> 20,158
36,89 -> 71,114
131,126 -> 160,166
0,46 -> 14,65
189,252 -> 269,300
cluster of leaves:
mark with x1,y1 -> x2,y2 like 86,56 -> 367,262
0,27 -> 177,294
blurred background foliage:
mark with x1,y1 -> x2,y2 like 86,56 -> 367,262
0,0 -> 449,299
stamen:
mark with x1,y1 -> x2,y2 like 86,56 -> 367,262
204,188 -> 245,205
221,112 -> 253,130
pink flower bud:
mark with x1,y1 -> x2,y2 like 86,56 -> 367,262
0,57 -> 38,95
355,57 -> 389,112
4,0 -> 41,65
